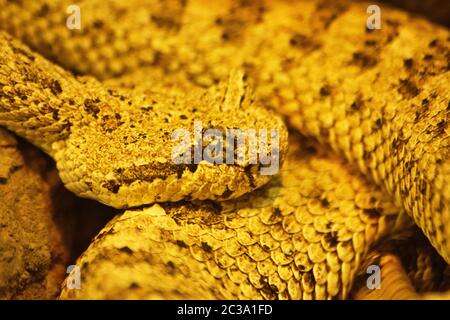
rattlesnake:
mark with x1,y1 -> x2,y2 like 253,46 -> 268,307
59,135 -> 416,299
0,0 -> 449,299
0,32 -> 288,208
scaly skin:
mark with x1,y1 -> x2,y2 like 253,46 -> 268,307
0,0 -> 448,298
1,0 -> 447,263
103,68 -> 450,300
0,31 -> 288,208
60,136 -> 413,299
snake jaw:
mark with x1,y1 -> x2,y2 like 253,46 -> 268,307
54,149 -> 281,209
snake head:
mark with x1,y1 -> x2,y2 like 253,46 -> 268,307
52,71 -> 288,208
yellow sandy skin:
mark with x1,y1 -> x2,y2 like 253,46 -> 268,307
60,136 -> 413,299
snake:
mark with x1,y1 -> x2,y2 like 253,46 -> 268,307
57,135 -> 432,299
0,0 -> 448,299
0,31 -> 289,208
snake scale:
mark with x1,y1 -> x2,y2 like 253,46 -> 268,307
0,0 -> 449,299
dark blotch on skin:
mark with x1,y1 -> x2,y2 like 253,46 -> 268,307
320,198 -> 330,208
93,20 -> 104,28
176,240 -> 189,248
304,271 -> 316,287
398,79 -> 420,98
175,163 -> 198,179
103,180 -> 121,194
435,120 -> 446,136
244,165 -> 257,189
374,118 -> 383,130
289,33 -> 321,52
36,3 -> 49,17
429,39 -> 438,47
166,261 -> 176,275
325,231 -> 338,247
221,32 -> 231,41
129,282 -> 140,289
350,96 -> 364,112
150,15 -> 181,30
84,98 -> 101,117
319,85 -> 332,97
315,1 -> 348,29
201,242 -> 213,253
419,179 -> 427,194
273,207 -> 282,216
221,187 -> 233,199
363,208 -> 382,218
141,106 -> 154,112
352,51 -> 378,68
261,281 -> 278,299
50,79 -> 62,95
52,109 -> 59,120
403,58 -> 413,69
118,246 -> 133,255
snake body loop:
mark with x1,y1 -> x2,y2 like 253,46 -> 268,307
0,0 -> 448,299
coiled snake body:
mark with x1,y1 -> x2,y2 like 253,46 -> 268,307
0,0 -> 449,299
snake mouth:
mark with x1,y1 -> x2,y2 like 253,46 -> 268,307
62,159 -> 275,209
